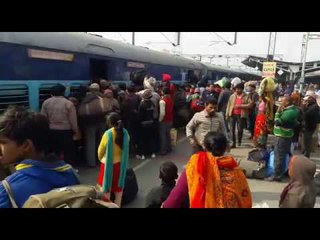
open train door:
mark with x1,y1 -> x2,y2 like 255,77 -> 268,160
90,58 -> 108,83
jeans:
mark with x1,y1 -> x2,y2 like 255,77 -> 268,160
274,136 -> 292,178
303,131 -> 315,158
231,115 -> 246,145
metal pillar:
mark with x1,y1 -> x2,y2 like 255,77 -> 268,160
300,32 -> 310,93
132,32 -> 135,45
176,32 -> 181,46
267,32 -> 277,61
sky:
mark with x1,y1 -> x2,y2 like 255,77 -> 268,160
89,32 -> 320,70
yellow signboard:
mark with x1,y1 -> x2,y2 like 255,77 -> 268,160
262,62 -> 277,78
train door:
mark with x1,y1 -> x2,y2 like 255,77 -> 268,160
90,59 -> 108,82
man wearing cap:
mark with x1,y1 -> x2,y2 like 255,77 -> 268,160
137,89 -> 157,160
302,90 -> 319,158
162,73 -> 175,99
78,83 -> 115,167
99,79 -> 111,93
137,75 -> 161,153
159,87 -> 174,155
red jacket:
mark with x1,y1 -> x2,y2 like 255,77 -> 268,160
162,95 -> 174,123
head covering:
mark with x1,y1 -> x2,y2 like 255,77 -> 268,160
162,73 -> 172,82
142,89 -> 153,99
231,77 -> 241,88
290,155 -> 316,184
104,89 -> 113,98
99,79 -> 110,90
279,155 -> 317,207
304,90 -> 316,100
89,83 -> 100,92
143,76 -> 156,91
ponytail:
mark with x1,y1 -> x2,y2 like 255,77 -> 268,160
107,112 -> 124,149
115,120 -> 124,149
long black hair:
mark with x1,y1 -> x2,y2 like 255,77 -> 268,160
108,112 -> 124,149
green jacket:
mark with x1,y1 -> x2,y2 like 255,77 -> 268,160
273,105 -> 299,138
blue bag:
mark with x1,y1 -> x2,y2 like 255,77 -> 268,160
265,151 -> 290,177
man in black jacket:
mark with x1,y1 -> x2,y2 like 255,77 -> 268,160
302,91 -> 320,158
137,90 -> 156,160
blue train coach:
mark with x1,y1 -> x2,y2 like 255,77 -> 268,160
0,32 -> 209,112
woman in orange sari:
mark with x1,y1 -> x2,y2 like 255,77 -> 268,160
162,132 -> 252,208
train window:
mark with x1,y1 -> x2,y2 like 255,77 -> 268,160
39,84 -> 56,109
0,84 -> 29,113
69,84 -> 87,101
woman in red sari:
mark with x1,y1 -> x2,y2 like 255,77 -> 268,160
162,132 -> 252,208
253,95 -> 268,148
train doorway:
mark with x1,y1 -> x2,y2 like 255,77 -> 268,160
90,59 -> 108,82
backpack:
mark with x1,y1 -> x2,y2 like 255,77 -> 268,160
78,95 -> 113,118
191,98 -> 204,113
140,100 -> 155,127
2,168 -> 119,208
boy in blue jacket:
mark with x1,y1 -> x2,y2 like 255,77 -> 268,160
0,106 -> 79,208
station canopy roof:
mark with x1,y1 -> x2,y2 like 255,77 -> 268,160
242,55 -> 320,75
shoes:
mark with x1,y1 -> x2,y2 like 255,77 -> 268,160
264,175 -> 282,182
274,176 -> 283,182
264,176 -> 274,182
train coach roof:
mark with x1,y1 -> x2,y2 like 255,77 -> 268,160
201,62 -> 261,77
0,32 -> 204,69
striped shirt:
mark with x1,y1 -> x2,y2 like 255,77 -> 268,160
186,110 -> 229,147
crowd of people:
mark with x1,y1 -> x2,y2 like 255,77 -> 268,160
0,73 -> 319,208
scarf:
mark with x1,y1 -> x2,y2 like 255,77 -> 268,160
102,128 -> 129,192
